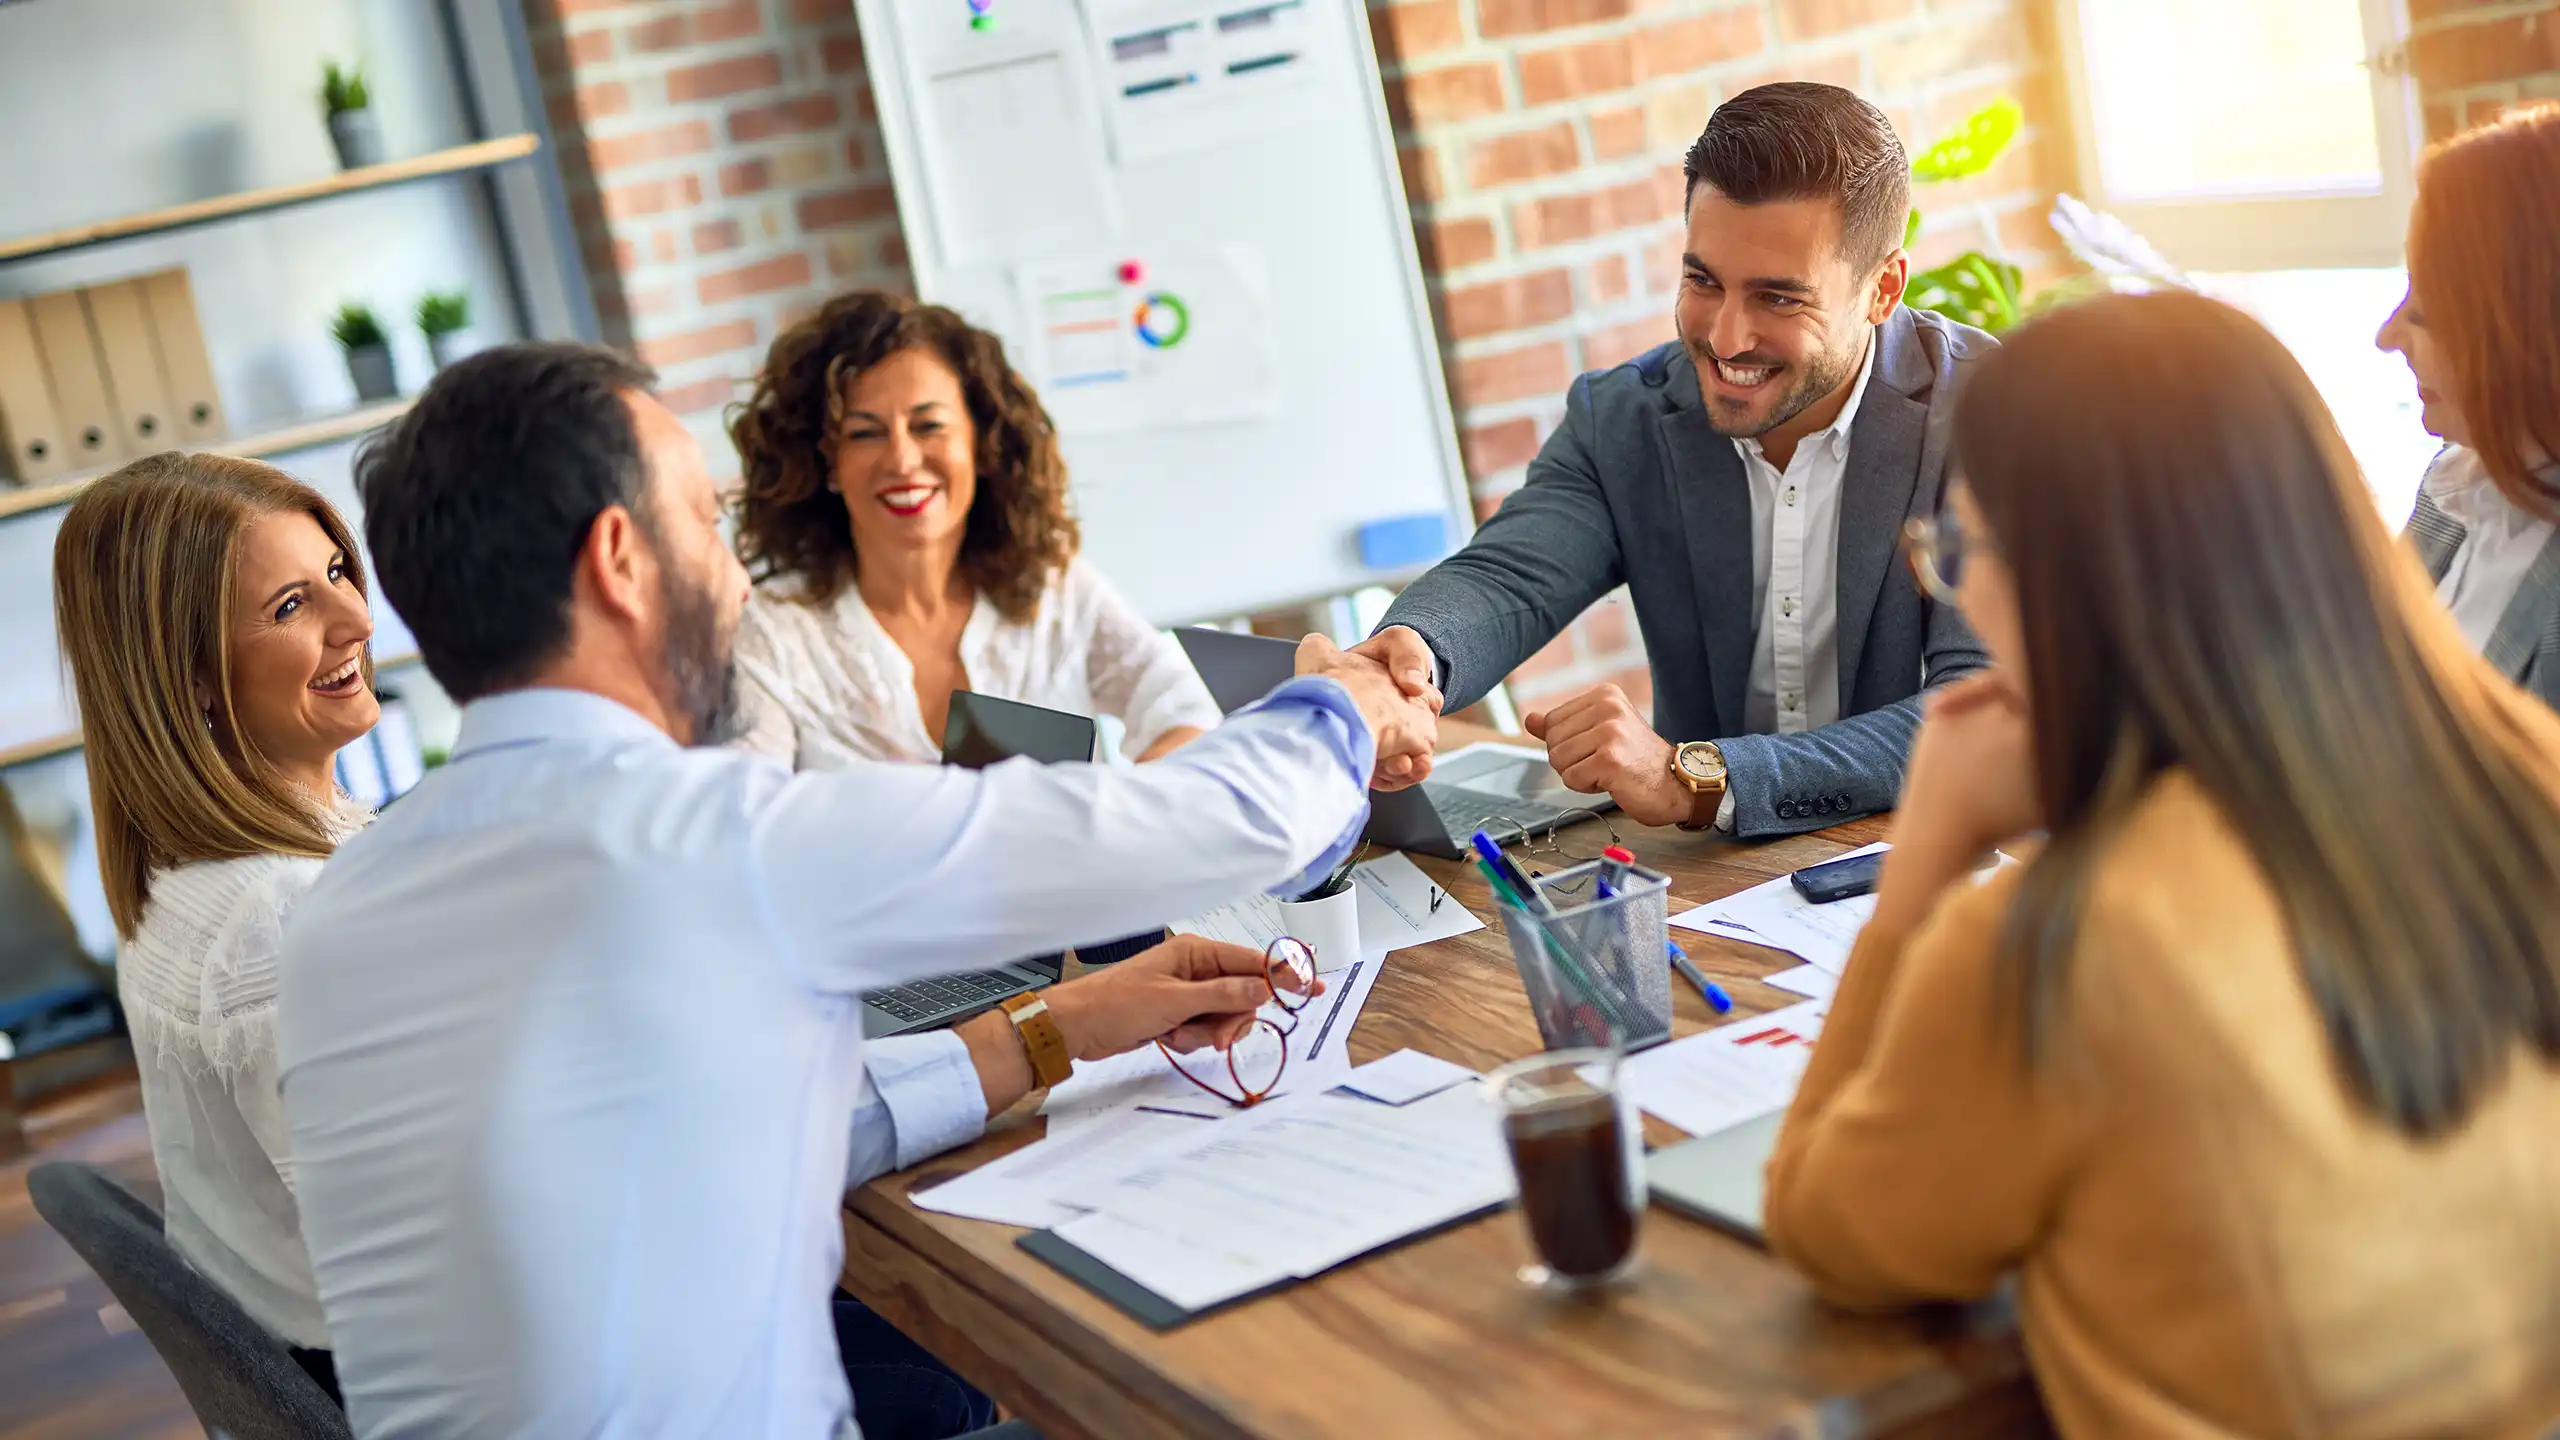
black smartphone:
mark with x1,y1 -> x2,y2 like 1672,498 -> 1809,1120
1790,850 -> 1884,905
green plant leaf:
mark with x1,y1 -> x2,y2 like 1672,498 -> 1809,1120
416,289 -> 471,336
321,60 -> 370,114
1909,97 -> 2023,185
330,302 -> 385,351
1906,249 -> 2024,334
1904,206 -> 1922,249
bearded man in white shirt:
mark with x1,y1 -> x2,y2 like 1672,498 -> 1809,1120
275,341 -> 1438,1439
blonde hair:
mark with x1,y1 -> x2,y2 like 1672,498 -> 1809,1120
54,453 -> 372,937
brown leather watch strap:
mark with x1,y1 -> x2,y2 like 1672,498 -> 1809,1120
998,991 -> 1074,1090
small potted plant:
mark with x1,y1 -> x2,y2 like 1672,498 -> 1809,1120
417,289 -> 473,371
332,303 -> 398,402
322,60 -> 383,170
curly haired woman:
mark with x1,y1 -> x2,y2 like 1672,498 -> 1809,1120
728,291 -> 1220,768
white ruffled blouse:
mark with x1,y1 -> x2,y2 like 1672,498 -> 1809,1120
732,556 -> 1222,769
116,803 -> 365,1350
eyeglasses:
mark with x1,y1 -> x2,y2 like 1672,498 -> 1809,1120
1902,509 -> 1969,605
1156,937 -> 1320,1108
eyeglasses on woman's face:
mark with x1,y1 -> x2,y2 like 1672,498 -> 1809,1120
1902,500 -> 1973,607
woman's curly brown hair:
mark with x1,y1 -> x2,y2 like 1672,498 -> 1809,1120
729,291 -> 1078,622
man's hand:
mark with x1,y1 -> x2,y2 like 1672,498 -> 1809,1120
1524,683 -> 1703,829
1045,934 -> 1316,1061
1340,627 -> 1442,791
1296,634 -> 1440,789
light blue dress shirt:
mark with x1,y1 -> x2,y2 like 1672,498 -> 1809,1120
276,678 -> 1372,1439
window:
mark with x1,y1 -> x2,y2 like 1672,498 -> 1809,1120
2058,1 -> 2437,514
2057,0 -> 2419,271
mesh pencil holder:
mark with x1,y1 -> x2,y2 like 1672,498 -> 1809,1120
1493,859 -> 1673,1052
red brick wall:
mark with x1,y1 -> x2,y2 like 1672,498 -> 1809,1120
2409,0 -> 2560,139
522,0 -> 912,465
1373,0 -> 2066,718
523,1 -> 2063,719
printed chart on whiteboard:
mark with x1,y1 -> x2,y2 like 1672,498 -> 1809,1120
1081,0 -> 1322,164
1015,246 -> 1281,434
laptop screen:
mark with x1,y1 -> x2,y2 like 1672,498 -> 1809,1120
940,691 -> 1098,769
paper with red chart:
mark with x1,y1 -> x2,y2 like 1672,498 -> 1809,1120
1621,1000 -> 1829,1138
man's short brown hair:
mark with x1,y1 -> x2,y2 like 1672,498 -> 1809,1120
1682,82 -> 1911,273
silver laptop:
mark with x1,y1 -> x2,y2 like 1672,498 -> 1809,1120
1645,1110 -> 1782,1243
1174,628 -> 1613,861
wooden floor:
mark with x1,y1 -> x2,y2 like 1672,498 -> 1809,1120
0,1072 -> 201,1439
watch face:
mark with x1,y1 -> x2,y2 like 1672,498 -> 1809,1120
1679,745 -> 1725,782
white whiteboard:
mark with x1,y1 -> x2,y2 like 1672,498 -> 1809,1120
855,0 -> 1473,625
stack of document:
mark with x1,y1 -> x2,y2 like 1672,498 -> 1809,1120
1620,999 -> 1828,1138
1669,842 -> 1887,976
1037,1083 -> 1515,1316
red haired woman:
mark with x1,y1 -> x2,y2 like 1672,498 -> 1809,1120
2379,103 -> 2560,707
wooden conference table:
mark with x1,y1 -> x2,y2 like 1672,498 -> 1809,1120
841,801 -> 2045,1438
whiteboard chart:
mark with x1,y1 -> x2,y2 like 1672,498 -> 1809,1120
856,0 -> 1473,624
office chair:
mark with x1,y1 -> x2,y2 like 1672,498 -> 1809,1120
27,1161 -> 350,1440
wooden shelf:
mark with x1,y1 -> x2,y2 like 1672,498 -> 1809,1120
0,649 -> 426,771
0,134 -> 542,264
0,397 -> 414,522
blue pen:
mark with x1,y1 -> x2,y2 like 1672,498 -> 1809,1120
1668,941 -> 1732,1014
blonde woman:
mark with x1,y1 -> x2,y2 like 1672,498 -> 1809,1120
55,453 -> 380,1402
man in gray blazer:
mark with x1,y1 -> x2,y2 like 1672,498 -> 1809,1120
1366,83 -> 1991,839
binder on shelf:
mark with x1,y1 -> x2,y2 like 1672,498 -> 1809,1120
139,269 -> 226,446
25,290 -> 122,471
85,281 -> 179,456
0,299 -> 71,484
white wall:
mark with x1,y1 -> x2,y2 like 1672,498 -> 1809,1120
0,0 -> 527,425
0,0 -> 500,953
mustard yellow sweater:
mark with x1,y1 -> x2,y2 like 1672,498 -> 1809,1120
1767,772 -> 2560,1438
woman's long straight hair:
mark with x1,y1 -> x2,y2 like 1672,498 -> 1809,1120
1956,292 -> 2560,1138
54,453 -> 372,937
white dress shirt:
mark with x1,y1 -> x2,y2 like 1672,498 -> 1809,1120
120,839 -> 356,1350
733,557 -> 1223,768
276,681 -> 1370,1440
2424,446 -> 2559,652
1714,332 -> 1875,829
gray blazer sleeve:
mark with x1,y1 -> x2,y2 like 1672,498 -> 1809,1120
1377,375 -> 1624,710
1714,594 -> 1987,840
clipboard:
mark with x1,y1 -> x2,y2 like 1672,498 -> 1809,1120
1015,1196 -> 1510,1330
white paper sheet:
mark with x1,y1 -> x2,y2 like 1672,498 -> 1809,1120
1040,950 -> 1382,1127
1351,851 -> 1484,952
1014,247 -> 1279,435
910,1105 -> 1222,1229
1621,1000 -> 1829,1138
1172,851 -> 1482,974
920,52 -> 1116,268
1058,1086 -> 1515,1303
1669,842 -> 1890,973
1078,0 -> 1323,166
1762,965 -> 1839,1001
1338,1049 -> 1477,1106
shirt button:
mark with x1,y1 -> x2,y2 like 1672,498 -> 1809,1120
1780,596 -> 1798,619
1783,691 -> 1800,710
1785,486 -> 1798,507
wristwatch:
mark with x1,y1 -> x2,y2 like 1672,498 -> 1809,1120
997,991 -> 1074,1090
1668,741 -> 1727,831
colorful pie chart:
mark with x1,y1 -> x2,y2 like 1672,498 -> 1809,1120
1132,291 -> 1189,349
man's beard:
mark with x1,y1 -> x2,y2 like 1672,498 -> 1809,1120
659,567 -> 741,747
1686,328 -> 1862,442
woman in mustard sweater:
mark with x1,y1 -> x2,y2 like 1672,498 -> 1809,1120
1765,291 -> 2560,1437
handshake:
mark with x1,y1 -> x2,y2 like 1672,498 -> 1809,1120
1294,630 -> 1444,790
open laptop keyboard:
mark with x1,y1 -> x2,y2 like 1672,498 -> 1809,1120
866,970 -> 1030,1025
1431,789 -> 1527,843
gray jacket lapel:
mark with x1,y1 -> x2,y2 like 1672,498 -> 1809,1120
2485,525 -> 2560,682
1657,347 -> 1754,735
2406,491 -> 2465,584
1835,312 -> 1931,695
